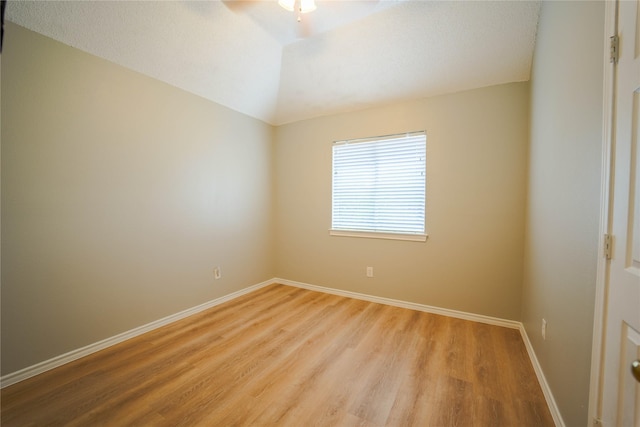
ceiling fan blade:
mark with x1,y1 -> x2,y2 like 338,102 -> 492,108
221,0 -> 259,13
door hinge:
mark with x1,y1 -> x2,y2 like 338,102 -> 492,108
610,35 -> 619,63
604,234 -> 613,260
593,417 -> 603,426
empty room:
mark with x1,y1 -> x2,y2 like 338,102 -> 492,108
2,0 -> 635,426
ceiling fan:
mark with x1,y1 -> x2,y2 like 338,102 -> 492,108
221,0 -> 388,43
277,0 -> 317,38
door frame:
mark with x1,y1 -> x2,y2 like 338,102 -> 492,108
588,0 -> 618,425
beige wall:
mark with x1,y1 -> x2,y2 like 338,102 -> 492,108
522,2 -> 604,426
274,83 -> 529,320
1,23 -> 275,375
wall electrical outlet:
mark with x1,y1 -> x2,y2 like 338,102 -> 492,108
214,267 -> 222,280
541,318 -> 547,340
366,266 -> 373,278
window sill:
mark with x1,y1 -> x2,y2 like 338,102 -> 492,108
329,229 -> 428,242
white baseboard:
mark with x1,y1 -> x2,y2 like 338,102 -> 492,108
275,277 -> 521,329
1,275 -> 566,427
0,278 -> 274,388
518,324 -> 566,427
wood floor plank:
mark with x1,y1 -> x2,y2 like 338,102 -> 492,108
1,284 -> 555,426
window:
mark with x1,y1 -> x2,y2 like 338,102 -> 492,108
331,131 -> 427,241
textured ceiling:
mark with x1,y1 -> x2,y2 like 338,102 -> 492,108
6,0 -> 541,125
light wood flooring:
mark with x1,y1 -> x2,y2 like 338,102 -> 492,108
1,284 -> 554,426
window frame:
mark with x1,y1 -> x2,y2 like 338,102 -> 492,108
329,131 -> 428,242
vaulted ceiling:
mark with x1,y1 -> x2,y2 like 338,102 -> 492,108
5,0 -> 541,125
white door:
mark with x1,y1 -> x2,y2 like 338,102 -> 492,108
601,0 -> 640,426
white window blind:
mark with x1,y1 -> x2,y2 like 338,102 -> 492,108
331,131 -> 426,240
